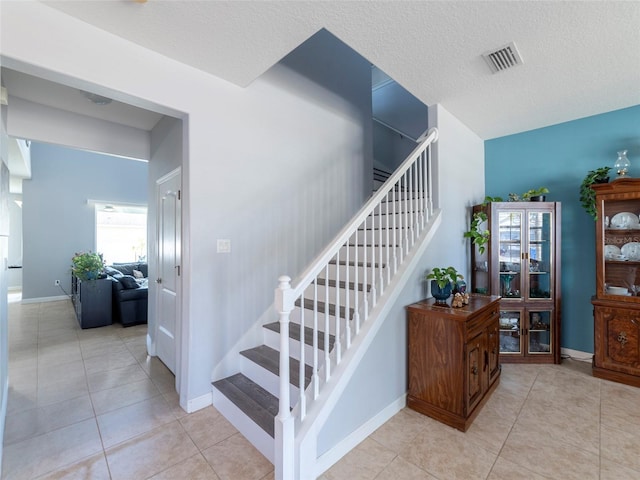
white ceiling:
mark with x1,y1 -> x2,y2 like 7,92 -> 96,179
24,1 -> 640,139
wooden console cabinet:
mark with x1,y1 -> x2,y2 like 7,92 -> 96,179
71,275 -> 112,329
406,295 -> 501,431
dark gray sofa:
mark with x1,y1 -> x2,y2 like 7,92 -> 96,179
105,262 -> 148,327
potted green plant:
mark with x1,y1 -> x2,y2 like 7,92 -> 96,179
580,166 -> 611,220
521,187 -> 550,202
464,210 -> 490,254
71,251 -> 105,281
426,266 -> 463,305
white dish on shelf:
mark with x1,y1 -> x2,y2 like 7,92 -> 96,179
606,286 -> 629,295
604,245 -> 622,258
621,242 -> 640,261
610,212 -> 640,229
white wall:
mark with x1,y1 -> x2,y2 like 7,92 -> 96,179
21,143 -> 148,300
317,103 -> 485,458
7,193 -> 21,289
0,87 -> 9,476
0,4 -> 373,409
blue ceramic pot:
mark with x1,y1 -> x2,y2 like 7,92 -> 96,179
431,280 -> 452,305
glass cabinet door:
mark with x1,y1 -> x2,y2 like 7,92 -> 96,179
498,211 -> 522,298
528,310 -> 552,354
602,199 -> 640,298
528,211 -> 553,300
499,310 -> 521,354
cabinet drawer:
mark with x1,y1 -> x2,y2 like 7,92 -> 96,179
467,306 -> 499,339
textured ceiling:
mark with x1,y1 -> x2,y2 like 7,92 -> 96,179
40,1 -> 640,139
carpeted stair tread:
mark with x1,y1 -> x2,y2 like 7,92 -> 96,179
212,373 -> 278,437
263,321 -> 335,351
240,345 -> 312,388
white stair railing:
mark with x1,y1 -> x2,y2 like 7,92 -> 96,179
274,127 -> 438,479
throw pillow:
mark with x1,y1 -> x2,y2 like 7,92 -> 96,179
133,269 -> 144,279
105,266 -> 123,277
119,275 -> 139,289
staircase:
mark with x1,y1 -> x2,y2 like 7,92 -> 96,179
212,128 -> 439,479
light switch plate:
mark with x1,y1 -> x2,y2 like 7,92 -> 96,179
217,239 -> 231,253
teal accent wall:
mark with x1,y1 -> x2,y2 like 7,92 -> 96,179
485,105 -> 640,353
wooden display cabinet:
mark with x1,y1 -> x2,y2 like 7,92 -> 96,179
592,178 -> 640,387
406,295 -> 501,431
469,201 -> 561,363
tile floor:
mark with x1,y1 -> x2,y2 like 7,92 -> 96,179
3,295 -> 640,479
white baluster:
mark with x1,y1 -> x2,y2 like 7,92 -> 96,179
313,279 -> 319,400
385,192 -> 391,285
379,203 -> 384,295
421,150 -> 427,229
370,207 -> 377,309
299,293 -> 306,421
363,216 -> 369,320
392,185 -> 398,274
413,162 -> 420,238
408,165 -> 415,246
354,225 -> 361,334
403,172 -> 410,253
427,143 -> 434,215
324,264 -> 330,381
335,250 -> 341,365
345,235 -> 351,349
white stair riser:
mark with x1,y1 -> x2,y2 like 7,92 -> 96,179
239,355 -> 301,409
354,228 -> 409,244
212,388 -> 275,463
301,283 -> 371,306
364,212 -> 424,229
323,263 -> 390,283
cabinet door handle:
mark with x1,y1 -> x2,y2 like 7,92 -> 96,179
617,331 -> 628,347
484,351 -> 489,371
471,364 -> 478,376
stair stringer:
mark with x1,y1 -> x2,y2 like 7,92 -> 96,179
291,209 -> 442,480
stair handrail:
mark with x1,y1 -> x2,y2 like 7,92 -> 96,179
274,127 -> 438,479
289,126 -> 437,300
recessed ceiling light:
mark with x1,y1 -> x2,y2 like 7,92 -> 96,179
81,90 -> 113,105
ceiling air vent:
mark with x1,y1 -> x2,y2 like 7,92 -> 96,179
482,42 -> 524,74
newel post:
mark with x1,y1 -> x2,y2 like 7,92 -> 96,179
274,275 -> 295,480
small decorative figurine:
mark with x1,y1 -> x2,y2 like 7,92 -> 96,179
451,292 -> 464,308
451,292 -> 470,308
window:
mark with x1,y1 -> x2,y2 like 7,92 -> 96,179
95,203 -> 147,265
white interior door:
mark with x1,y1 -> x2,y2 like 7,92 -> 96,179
156,168 -> 181,374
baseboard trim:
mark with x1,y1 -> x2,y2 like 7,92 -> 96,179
0,375 -> 9,476
21,295 -> 69,304
186,391 -> 212,413
315,394 -> 406,477
146,333 -> 156,356
561,347 -> 593,363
